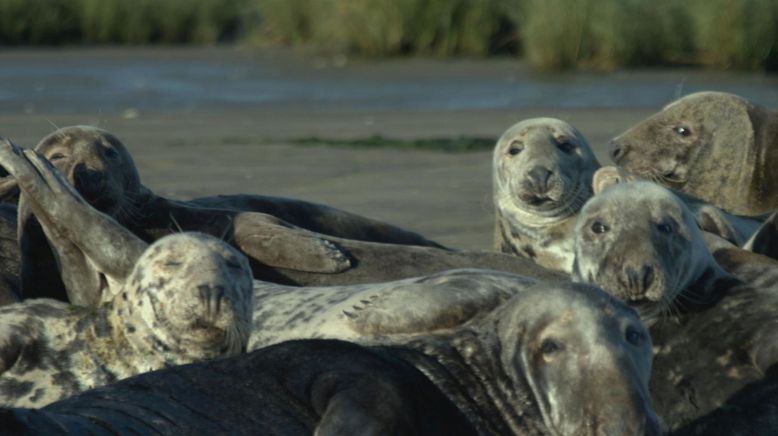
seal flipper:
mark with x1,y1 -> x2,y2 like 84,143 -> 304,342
232,213 -> 351,274
744,210 -> 778,260
340,270 -> 531,335
0,140 -> 147,305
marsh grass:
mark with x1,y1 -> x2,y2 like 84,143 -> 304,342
0,0 -> 776,70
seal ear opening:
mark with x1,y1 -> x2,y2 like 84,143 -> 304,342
592,166 -> 636,194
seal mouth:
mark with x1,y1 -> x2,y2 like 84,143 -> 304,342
521,193 -> 554,206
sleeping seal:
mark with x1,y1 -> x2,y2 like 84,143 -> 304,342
493,118 -> 600,273
0,282 -> 660,435
572,179 -> 778,430
609,91 -> 778,216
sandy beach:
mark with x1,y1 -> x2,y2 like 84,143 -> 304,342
2,48 -> 775,250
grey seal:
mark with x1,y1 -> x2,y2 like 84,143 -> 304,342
572,179 -> 778,430
0,282 -> 660,435
493,118 -> 600,273
0,231 -> 254,408
609,91 -> 778,216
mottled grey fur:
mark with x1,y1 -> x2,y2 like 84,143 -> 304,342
609,91 -> 778,216
573,180 -> 778,430
493,118 -> 599,273
1,283 -> 660,436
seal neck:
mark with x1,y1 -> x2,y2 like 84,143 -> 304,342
395,330 -> 545,435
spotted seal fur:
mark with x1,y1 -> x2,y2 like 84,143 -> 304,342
609,91 -> 778,216
493,118 -> 599,273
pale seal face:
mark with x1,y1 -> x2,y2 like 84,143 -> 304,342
35,126 -> 142,217
497,282 -> 659,435
608,92 -> 765,215
572,181 -> 713,316
117,232 -> 254,365
494,118 -> 599,220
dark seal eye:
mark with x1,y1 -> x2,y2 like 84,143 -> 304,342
591,221 -> 609,234
508,140 -> 523,156
557,140 -> 575,154
49,152 -> 66,161
104,147 -> 119,159
626,326 -> 645,346
673,126 -> 691,137
541,338 -> 562,355
657,222 -> 673,234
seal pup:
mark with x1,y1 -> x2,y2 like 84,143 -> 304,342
572,179 -> 778,430
0,137 -> 563,308
493,118 -> 600,273
609,91 -> 778,216
0,283 -> 661,436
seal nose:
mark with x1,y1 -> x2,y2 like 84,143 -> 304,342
624,265 -> 654,298
527,166 -> 553,193
72,163 -> 105,193
609,140 -> 627,163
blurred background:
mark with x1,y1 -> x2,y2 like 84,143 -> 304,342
1,0 -> 777,249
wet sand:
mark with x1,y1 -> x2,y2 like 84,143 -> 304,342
1,107 -> 653,250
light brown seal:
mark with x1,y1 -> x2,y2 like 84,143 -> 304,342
609,91 -> 778,216
493,117 -> 599,273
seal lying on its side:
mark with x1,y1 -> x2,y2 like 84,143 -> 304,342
0,283 -> 661,436
609,91 -> 778,216
493,118 -> 600,273
572,180 -> 778,430
0,135 -> 563,308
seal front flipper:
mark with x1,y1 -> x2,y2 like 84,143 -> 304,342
233,213 -> 351,274
340,270 -> 530,336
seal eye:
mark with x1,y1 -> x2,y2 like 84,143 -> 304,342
541,338 -> 563,355
673,126 -> 691,137
557,140 -> 575,154
104,147 -> 119,159
591,221 -> 609,234
49,152 -> 66,161
657,222 -> 673,234
625,326 -> 645,346
507,140 -> 523,156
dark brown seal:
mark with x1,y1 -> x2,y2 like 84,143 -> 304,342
609,91 -> 778,216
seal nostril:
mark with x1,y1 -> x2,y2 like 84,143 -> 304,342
641,266 -> 654,291
608,140 -> 626,162
527,166 -> 553,192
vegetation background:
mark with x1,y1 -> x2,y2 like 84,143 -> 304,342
1,0 -> 776,71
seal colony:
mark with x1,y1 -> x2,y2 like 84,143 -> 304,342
2,284 -> 661,436
0,89 -> 776,433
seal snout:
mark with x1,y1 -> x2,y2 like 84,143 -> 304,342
520,165 -> 557,204
608,139 -> 628,163
622,265 -> 655,300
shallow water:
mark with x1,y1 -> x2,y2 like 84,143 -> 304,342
1,47 -> 777,114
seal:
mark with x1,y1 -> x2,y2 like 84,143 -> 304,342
0,230 -> 254,408
493,118 -> 600,273
593,165 -> 764,247
572,179 -> 778,430
0,135 -> 563,307
14,126 -> 444,305
0,283 -> 660,436
609,91 -> 778,216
